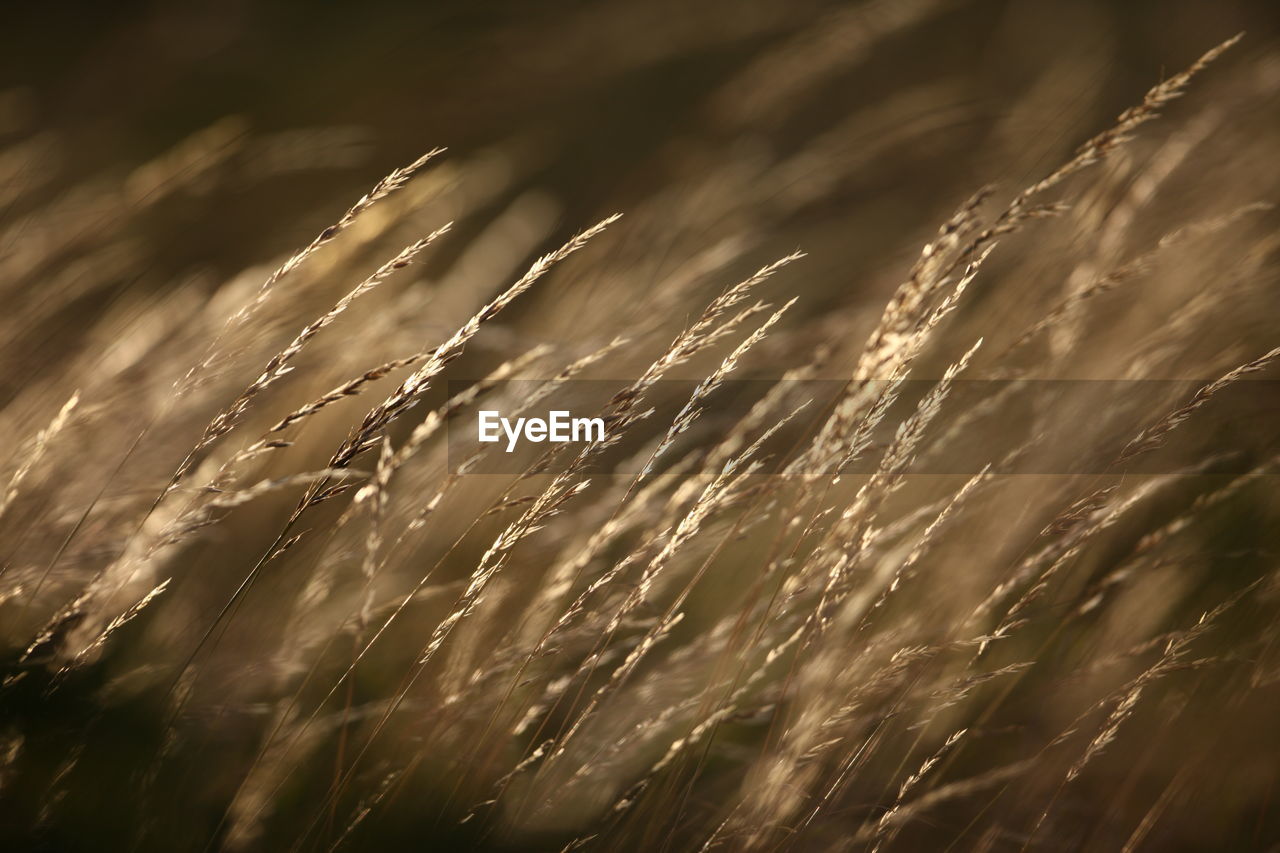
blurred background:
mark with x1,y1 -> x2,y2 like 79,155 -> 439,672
3,0 -> 1277,329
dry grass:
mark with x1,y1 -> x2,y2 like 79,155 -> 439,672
2,16 -> 1279,853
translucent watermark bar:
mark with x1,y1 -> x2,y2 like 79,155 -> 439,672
444,379 -> 1279,475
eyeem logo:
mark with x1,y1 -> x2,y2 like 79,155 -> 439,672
478,410 -> 606,453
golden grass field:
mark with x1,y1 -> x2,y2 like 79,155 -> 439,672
1,2 -> 1278,850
